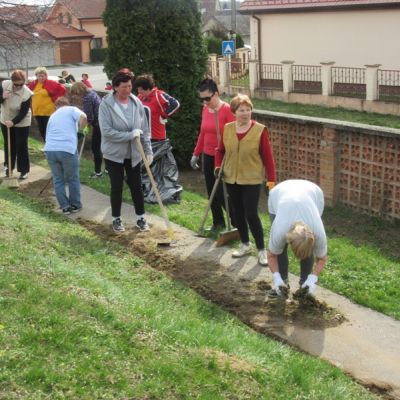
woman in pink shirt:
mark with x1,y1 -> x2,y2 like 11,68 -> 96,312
190,78 -> 235,230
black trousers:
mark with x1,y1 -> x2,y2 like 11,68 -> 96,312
225,183 -> 264,250
91,124 -> 103,173
105,158 -> 145,218
269,214 -> 314,285
35,116 -> 50,142
203,153 -> 235,228
1,124 -> 30,174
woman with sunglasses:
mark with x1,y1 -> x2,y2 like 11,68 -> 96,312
190,78 -> 235,231
0,70 -> 33,179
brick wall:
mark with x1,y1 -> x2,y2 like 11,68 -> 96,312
253,110 -> 400,220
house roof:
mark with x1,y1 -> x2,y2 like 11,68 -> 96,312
56,0 -> 106,19
39,22 -> 93,39
240,0 -> 400,13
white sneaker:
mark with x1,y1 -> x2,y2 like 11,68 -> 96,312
258,250 -> 268,266
232,243 -> 252,258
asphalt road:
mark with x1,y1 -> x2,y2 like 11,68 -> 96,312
26,64 -> 110,91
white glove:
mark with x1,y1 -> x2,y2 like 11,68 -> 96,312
190,155 -> 200,170
132,129 -> 142,139
146,154 -> 153,165
272,272 -> 285,295
159,116 -> 168,125
301,274 -> 318,295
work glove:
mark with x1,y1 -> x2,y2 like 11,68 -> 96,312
77,126 -> 90,139
301,274 -> 318,295
190,155 -> 200,170
132,129 -> 142,139
272,272 -> 286,295
146,154 -> 154,165
265,181 -> 275,196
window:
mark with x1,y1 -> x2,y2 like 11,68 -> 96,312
91,38 -> 103,49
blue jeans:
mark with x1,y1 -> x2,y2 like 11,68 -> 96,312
46,151 -> 81,210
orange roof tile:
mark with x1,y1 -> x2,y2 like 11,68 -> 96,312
40,22 -> 93,39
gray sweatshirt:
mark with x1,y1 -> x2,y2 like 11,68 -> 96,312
99,92 -> 152,167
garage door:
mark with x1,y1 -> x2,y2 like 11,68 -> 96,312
60,42 -> 82,64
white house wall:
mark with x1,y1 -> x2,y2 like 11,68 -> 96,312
0,41 -> 55,71
253,9 -> 400,69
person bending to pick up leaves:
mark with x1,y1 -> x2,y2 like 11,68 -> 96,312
267,179 -> 328,299
215,94 -> 276,266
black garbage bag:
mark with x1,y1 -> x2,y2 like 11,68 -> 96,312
141,139 -> 182,204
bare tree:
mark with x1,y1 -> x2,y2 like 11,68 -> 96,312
0,0 -> 54,74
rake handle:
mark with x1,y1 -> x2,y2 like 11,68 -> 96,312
134,137 -> 172,235
198,157 -> 225,233
7,126 -> 12,176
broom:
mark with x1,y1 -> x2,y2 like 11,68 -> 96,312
1,126 -> 19,188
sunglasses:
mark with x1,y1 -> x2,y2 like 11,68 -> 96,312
199,93 -> 215,102
13,83 -> 24,87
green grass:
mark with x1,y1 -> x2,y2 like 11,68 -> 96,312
222,95 -> 400,129
0,186 -> 375,399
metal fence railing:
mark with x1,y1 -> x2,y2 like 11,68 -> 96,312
378,69 -> 400,103
205,60 -> 400,103
258,63 -> 283,91
292,64 -> 322,94
331,67 -> 366,99
228,61 -> 249,88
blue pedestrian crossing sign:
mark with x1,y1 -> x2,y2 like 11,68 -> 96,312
222,40 -> 235,56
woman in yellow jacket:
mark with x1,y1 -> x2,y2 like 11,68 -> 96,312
27,66 -> 66,142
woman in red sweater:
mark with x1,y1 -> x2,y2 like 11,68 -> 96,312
191,78 -> 235,231
215,94 -> 276,266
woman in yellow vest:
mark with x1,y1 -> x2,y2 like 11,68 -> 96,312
215,94 -> 276,266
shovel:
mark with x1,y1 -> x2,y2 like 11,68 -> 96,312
134,136 -> 174,246
215,180 -> 240,247
197,158 -> 239,246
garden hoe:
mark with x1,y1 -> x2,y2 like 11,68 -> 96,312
1,127 -> 19,189
135,137 -> 175,246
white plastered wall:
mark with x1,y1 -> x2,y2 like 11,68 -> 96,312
251,9 -> 400,69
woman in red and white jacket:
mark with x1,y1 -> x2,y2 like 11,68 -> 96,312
134,74 -> 180,141
27,66 -> 66,142
215,94 -> 276,266
191,78 -> 236,231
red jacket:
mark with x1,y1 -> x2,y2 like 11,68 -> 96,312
27,79 -> 66,103
138,87 -> 180,140
193,102 -> 235,157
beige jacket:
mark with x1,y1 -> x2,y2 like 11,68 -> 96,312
0,80 -> 33,127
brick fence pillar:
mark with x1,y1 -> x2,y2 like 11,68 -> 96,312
320,126 -> 339,206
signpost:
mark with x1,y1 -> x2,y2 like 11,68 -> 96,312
222,40 -> 235,85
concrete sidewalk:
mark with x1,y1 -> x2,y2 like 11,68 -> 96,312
3,158 -> 400,399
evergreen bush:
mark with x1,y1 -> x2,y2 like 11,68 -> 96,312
103,0 -> 208,165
